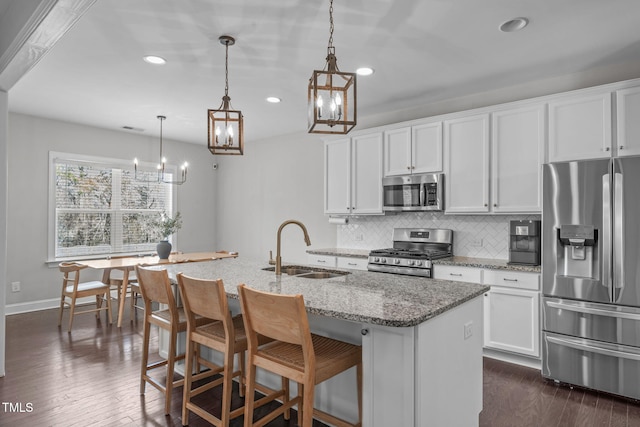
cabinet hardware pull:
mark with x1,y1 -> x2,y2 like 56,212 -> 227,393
411,166 -> 415,169
450,273 -> 463,276
503,278 -> 518,282
361,329 -> 369,336
407,166 -> 411,170
605,147 -> 611,151
484,203 -> 488,207
620,146 -> 625,149
493,203 -> 497,207
317,260 -> 326,263
484,293 -> 488,297
348,263 -> 357,266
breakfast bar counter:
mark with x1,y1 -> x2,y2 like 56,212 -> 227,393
158,257 -> 488,427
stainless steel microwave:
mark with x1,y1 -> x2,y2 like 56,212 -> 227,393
382,173 -> 444,212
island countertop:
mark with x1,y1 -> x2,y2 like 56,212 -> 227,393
158,257 -> 489,328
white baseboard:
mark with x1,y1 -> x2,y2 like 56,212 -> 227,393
483,348 -> 542,371
5,292 -> 120,316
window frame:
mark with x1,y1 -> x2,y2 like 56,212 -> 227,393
48,151 -> 178,262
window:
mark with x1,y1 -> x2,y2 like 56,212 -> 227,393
48,152 -> 177,260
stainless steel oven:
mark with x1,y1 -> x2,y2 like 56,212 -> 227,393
382,173 -> 443,212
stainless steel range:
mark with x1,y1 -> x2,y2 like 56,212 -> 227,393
367,228 -> 453,277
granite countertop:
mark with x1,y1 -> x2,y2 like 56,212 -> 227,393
433,256 -> 541,273
307,248 -> 371,258
159,257 -> 489,328
306,248 -> 541,274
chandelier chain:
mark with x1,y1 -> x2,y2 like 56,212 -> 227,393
224,41 -> 229,96
327,0 -> 334,50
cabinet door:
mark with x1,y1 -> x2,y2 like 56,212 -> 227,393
383,127 -> 412,177
351,133 -> 383,214
616,86 -> 640,157
548,92 -> 612,162
412,122 -> 442,174
324,138 -> 351,214
491,104 -> 545,213
444,114 -> 490,213
362,324 -> 415,427
483,287 -> 540,357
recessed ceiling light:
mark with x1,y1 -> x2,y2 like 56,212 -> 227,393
266,97 -> 281,103
143,55 -> 166,65
356,67 -> 374,76
499,17 -> 529,32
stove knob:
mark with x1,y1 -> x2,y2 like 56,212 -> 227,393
381,258 -> 387,264
394,259 -> 401,265
373,257 -> 380,263
408,260 -> 414,266
415,260 -> 422,267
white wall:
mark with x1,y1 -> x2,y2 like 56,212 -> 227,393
0,90 -> 8,375
5,113 -> 216,312
214,131 -> 336,265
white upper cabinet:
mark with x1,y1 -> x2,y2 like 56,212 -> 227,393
324,138 -> 351,214
444,114 -> 490,213
491,104 -> 545,213
616,86 -> 640,157
324,132 -> 383,215
548,91 -> 612,162
383,122 -> 442,177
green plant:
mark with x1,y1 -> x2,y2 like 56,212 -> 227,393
154,211 -> 182,240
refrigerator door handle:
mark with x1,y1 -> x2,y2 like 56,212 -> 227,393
547,335 -> 640,362
546,299 -> 640,321
613,172 -> 624,290
602,173 -> 612,291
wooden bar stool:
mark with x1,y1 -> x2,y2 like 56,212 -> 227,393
135,265 -> 209,415
177,273 -> 247,426
237,284 -> 363,427
58,262 -> 113,332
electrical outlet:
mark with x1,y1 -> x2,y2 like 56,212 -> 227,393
355,233 -> 364,241
470,239 -> 483,247
11,281 -> 21,292
464,321 -> 473,339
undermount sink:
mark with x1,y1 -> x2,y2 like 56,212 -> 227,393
295,271 -> 345,279
262,265 -> 350,279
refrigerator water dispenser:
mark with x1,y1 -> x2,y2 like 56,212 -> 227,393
557,225 -> 597,278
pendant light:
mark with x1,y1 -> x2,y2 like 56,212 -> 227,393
208,35 -> 244,155
308,0 -> 357,135
134,115 -> 188,185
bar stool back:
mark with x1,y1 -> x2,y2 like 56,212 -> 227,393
177,273 -> 246,426
238,284 -> 362,427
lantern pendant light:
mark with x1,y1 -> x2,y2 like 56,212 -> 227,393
208,35 -> 244,155
308,0 -> 356,134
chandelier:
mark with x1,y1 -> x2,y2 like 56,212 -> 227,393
208,35 -> 244,155
308,0 -> 357,134
134,115 -> 188,185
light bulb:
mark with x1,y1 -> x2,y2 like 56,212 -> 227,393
334,93 -> 342,106
316,95 -> 324,108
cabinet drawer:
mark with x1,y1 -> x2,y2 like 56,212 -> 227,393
336,256 -> 368,271
307,254 -> 337,268
432,265 -> 482,284
484,270 -> 539,291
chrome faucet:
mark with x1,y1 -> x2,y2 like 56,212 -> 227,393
276,219 -> 311,275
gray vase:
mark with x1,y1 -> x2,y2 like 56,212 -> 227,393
156,240 -> 172,260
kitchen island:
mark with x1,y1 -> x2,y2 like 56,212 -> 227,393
159,257 -> 489,427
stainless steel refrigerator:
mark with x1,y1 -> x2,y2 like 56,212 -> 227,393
542,157 -> 640,400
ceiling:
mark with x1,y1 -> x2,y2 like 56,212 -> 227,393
7,0 -> 640,145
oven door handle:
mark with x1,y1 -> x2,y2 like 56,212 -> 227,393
419,183 -> 425,207
546,299 -> 640,321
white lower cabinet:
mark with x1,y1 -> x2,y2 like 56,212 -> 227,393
336,256 -> 368,271
432,265 -> 482,283
363,296 -> 483,427
307,254 -> 337,268
482,270 -> 540,358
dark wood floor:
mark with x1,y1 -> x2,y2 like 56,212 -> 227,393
2,305 -> 640,426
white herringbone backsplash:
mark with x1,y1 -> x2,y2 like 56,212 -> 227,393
336,213 -> 541,260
